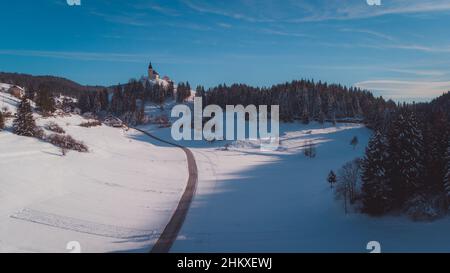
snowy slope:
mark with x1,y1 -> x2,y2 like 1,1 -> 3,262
4,90 -> 450,252
140,103 -> 450,253
0,92 -> 187,252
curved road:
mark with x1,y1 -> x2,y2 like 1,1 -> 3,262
133,128 -> 198,253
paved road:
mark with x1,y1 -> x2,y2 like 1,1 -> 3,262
134,128 -> 198,253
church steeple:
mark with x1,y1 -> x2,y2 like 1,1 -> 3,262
148,61 -> 159,80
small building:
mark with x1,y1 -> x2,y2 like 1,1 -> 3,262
8,85 -> 25,98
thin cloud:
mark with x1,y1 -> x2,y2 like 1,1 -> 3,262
0,49 -> 206,65
0,49 -> 147,62
218,22 -> 232,28
147,4 -> 180,16
355,79 -> 450,101
339,28 -> 395,41
293,0 -> 450,22
181,0 -> 274,23
260,28 -> 308,38
131,2 -> 180,17
386,68 -> 446,77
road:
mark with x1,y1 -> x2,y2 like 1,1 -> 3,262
133,128 -> 198,253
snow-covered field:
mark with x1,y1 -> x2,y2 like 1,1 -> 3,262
0,91 -> 187,252
140,104 -> 450,253
3,89 -> 450,253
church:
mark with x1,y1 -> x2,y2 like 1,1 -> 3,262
148,62 -> 160,80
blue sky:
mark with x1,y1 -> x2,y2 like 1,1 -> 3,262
1,0 -> 450,101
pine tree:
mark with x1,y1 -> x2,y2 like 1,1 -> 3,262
301,91 -> 310,124
444,141 -> 450,201
327,94 -> 336,125
0,110 -> 4,130
110,85 -> 123,115
387,110 -> 424,208
350,136 -> 359,149
13,98 -> 38,137
78,93 -> 91,113
423,110 -> 449,195
361,131 -> 393,215
327,170 -> 337,188
35,85 -> 55,114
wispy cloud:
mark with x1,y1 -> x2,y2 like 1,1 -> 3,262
319,40 -> 450,55
0,49 -> 148,62
90,11 -> 149,27
132,2 -> 180,16
259,28 -> 308,38
339,28 -> 395,41
218,22 -> 232,28
385,68 -> 446,77
384,44 -> 450,53
178,0 -> 450,24
293,0 -> 450,22
355,79 -> 450,101
0,49 -> 217,65
181,0 -> 274,23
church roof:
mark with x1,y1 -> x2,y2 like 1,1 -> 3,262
148,62 -> 153,69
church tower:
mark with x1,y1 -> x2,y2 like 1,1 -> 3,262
148,62 -> 154,79
147,62 -> 160,80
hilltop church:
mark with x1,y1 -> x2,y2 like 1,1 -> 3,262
148,62 -> 160,80
145,61 -> 173,89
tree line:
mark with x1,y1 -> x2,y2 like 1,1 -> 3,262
194,80 -> 396,129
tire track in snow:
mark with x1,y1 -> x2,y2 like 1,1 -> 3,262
133,128 -> 198,253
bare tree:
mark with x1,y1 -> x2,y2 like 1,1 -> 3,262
304,140 -> 317,158
335,158 -> 362,213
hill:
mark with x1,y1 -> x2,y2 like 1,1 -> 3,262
0,72 -> 106,98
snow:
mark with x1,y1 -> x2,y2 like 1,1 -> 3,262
140,103 -> 450,253
0,83 -> 13,91
3,89 -> 450,252
0,92 -> 187,252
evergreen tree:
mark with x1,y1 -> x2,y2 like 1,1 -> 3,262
327,170 -> 337,188
110,85 -> 123,115
387,110 -> 424,208
361,131 -> 393,215
35,88 -> 55,114
100,88 -> 109,111
423,110 -> 449,195
13,98 -> 38,137
0,110 -> 4,130
444,141 -> 450,201
78,93 -> 91,113
350,136 -> 359,149
301,91 -> 310,124
327,94 -> 336,125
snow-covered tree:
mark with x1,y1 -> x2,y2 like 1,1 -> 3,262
0,110 -> 4,130
387,110 -> 424,208
361,131 -> 393,215
13,98 -> 38,137
327,94 -> 336,125
444,141 -> 450,201
327,170 -> 337,188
